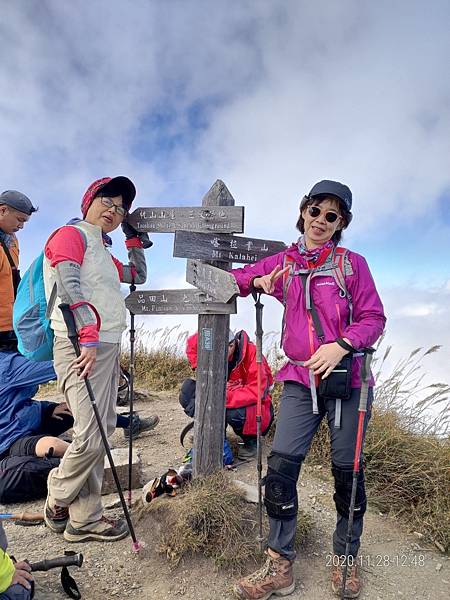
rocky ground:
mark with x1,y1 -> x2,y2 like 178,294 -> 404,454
1,389 -> 448,600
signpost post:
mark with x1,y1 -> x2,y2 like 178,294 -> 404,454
125,179 -> 284,477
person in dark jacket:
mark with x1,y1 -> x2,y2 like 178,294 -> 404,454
179,329 -> 274,459
0,352 -> 159,504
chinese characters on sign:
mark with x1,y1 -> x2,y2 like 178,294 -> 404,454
173,230 -> 287,264
127,206 -> 244,233
125,289 -> 236,315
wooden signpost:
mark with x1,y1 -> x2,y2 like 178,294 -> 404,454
174,230 -> 286,264
125,179 -> 285,477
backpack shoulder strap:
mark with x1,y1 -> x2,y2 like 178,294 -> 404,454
332,247 -> 353,323
1,239 -> 21,297
0,240 -> 16,268
282,254 -> 296,306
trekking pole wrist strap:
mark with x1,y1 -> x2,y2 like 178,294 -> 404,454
335,337 -> 354,353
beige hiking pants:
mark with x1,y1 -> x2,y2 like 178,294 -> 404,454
47,337 -> 120,528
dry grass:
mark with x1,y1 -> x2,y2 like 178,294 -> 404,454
305,345 -> 450,551
35,380 -> 58,398
122,325 -> 192,391
137,471 -> 312,572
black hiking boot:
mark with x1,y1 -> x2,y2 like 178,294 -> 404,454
238,438 -> 257,460
123,414 -> 160,439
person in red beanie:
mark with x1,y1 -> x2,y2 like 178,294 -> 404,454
42,176 -> 150,543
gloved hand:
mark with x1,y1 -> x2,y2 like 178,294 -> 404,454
121,221 -> 153,249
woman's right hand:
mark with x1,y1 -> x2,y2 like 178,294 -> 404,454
253,265 -> 290,294
73,346 -> 97,378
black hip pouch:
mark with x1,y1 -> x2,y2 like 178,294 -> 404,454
318,355 -> 353,400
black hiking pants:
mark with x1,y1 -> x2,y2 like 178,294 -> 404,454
268,382 -> 373,561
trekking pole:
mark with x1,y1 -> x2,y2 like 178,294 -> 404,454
252,291 -> 265,552
0,511 -> 44,523
126,233 -> 152,507
341,348 -> 375,599
28,551 -> 83,599
28,553 -> 83,571
58,303 -> 143,553
127,281 -> 136,509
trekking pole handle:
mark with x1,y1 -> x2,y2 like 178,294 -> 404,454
59,303 -> 80,355
358,348 -> 375,412
252,291 -> 264,363
28,553 -> 83,572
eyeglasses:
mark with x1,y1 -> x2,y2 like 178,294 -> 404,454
99,197 -> 127,217
307,205 -> 340,223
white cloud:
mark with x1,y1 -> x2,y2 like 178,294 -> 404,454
395,303 -> 444,318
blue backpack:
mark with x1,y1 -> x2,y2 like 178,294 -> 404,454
13,252 -> 57,361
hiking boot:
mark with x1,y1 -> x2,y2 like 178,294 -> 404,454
234,554 -> 294,599
331,560 -> 361,598
238,438 -> 257,460
63,516 -> 129,543
44,497 -> 69,533
123,414 -> 160,439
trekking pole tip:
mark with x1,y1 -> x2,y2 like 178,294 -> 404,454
132,540 -> 145,553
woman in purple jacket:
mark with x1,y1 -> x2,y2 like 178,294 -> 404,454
233,180 -> 386,600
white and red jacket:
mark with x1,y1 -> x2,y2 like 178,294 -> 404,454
44,219 -> 146,345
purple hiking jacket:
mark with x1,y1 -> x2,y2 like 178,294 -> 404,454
231,243 -> 386,388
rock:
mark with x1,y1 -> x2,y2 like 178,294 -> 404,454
413,531 -> 424,539
233,480 -> 258,504
435,541 -> 446,553
436,563 -> 443,572
134,389 -> 157,402
101,447 -> 142,495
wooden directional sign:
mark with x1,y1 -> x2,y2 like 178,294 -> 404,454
127,206 -> 244,234
125,289 -> 236,315
174,230 -> 287,264
186,259 -> 240,303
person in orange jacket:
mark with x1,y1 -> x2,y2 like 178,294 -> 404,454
180,329 -> 274,459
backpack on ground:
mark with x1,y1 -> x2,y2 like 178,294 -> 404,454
13,251 -> 57,362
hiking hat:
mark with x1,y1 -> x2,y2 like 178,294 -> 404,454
308,180 -> 352,213
305,180 -> 353,225
0,190 -> 37,215
81,176 -> 136,217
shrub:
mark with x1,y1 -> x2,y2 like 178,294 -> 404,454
138,471 -> 312,571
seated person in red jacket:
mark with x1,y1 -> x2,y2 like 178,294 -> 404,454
179,329 -> 274,459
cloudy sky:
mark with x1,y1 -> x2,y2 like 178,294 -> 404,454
1,0 -> 449,386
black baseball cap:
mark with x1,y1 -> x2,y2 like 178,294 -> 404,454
308,180 -> 352,213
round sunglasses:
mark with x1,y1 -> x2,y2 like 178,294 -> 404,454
99,197 -> 127,217
307,205 -> 340,223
